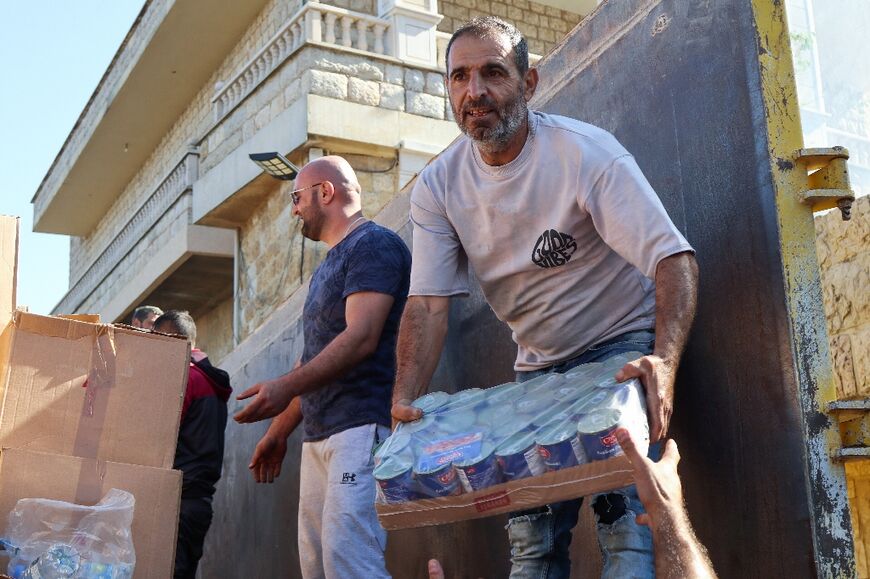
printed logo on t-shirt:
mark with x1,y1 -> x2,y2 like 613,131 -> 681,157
531,229 -> 577,268
340,472 -> 358,485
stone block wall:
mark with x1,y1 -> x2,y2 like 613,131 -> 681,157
238,180 -> 310,341
197,298 -> 235,363
816,194 -> 870,399
64,0 -> 431,320
201,44 -> 453,176
437,0 -> 583,56
332,0 -> 376,14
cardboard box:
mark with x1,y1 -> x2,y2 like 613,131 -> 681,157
0,448 -> 182,579
375,455 -> 634,530
0,215 -> 188,576
0,217 -> 18,393
59,314 -> 102,323
0,216 -> 17,331
0,311 -> 189,469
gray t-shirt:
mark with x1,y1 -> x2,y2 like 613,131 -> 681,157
409,111 -> 693,370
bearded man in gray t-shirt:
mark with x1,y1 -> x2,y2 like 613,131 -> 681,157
391,16 -> 699,579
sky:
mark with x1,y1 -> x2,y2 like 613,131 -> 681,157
0,2 -> 143,315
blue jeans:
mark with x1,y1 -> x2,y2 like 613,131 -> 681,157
507,331 -> 656,579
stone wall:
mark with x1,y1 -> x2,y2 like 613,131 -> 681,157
816,194 -> 870,399
64,0 -> 443,320
196,297 -> 235,364
201,44 -> 453,176
332,0 -> 375,14
437,0 -> 584,56
238,181 -> 310,341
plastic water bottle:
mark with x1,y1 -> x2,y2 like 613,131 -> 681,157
79,561 -> 134,579
20,544 -> 80,578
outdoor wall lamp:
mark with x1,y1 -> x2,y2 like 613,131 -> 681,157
248,151 -> 300,180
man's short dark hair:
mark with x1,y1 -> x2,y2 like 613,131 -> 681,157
153,310 -> 197,344
445,17 -> 529,76
132,305 -> 163,324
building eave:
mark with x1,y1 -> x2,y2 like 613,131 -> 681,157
32,0 -> 271,236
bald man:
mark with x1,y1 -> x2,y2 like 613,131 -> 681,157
235,156 -> 411,578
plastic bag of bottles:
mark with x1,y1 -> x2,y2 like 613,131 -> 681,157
1,489 -> 135,578
374,351 -> 650,503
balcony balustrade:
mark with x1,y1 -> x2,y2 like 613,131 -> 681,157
212,2 -> 393,122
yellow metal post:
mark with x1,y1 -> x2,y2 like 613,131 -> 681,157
751,0 -> 856,576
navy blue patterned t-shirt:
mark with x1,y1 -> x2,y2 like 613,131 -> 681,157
300,221 -> 411,442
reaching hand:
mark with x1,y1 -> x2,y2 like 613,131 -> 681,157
616,354 -> 677,442
617,429 -> 717,578
391,398 -> 423,430
234,379 -> 295,424
428,559 -> 445,579
249,433 -> 288,484
615,427 -> 683,528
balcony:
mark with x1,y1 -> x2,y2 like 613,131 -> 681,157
212,2 -> 399,125
190,0 -> 458,228
51,151 -> 234,322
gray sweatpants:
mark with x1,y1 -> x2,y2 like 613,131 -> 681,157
298,423 -> 391,579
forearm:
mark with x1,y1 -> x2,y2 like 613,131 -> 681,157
266,396 -> 303,439
275,329 -> 378,397
653,252 -> 699,363
651,511 -> 717,579
393,296 -> 449,404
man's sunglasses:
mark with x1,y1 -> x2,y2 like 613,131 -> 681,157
290,181 -> 328,205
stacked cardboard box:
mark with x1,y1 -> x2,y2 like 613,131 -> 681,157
0,215 -> 189,578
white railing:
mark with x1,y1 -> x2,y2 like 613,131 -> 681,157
53,151 -> 199,315
212,2 -> 391,121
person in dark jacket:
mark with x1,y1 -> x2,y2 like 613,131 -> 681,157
153,310 -> 232,579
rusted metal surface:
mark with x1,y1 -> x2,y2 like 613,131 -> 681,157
530,0 -> 853,576
201,0 -> 855,576
795,147 -> 854,220
751,0 -> 855,575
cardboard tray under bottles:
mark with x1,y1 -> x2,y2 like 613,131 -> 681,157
376,454 -> 633,530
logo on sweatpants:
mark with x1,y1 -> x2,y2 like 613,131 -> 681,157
340,472 -> 357,485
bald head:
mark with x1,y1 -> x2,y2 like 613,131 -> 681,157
297,156 -> 361,204
292,155 -> 367,246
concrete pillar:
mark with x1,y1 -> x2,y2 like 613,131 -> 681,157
398,139 -> 444,188
378,0 -> 442,67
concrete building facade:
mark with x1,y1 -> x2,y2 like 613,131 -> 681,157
34,0 -> 586,361
30,0 -> 588,575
